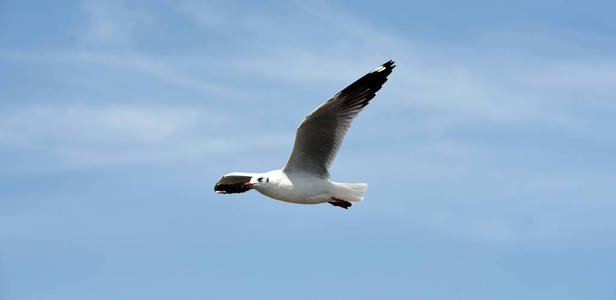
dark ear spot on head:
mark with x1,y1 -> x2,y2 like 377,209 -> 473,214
266,178 -> 269,183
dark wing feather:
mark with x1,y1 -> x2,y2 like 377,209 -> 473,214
283,60 -> 395,178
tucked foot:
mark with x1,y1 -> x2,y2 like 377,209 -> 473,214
328,197 -> 352,209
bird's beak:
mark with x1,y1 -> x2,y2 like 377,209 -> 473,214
245,182 -> 253,188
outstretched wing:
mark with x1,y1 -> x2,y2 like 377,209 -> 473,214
214,172 -> 258,194
283,60 -> 395,178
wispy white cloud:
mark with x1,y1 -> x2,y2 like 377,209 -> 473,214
72,52 -> 248,98
79,0 -> 154,48
0,50 -> 246,98
0,104 -> 233,168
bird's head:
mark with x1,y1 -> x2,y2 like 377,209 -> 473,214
245,175 -> 270,188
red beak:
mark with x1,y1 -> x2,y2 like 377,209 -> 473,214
245,182 -> 253,188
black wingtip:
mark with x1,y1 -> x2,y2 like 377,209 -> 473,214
333,59 -> 396,104
378,60 -> 396,72
367,60 -> 395,78
383,60 -> 396,69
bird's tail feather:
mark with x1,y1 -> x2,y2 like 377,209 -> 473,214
333,182 -> 368,203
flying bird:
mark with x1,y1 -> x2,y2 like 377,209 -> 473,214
214,60 -> 395,209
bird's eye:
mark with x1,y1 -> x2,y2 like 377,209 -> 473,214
258,177 -> 263,183
266,178 -> 269,183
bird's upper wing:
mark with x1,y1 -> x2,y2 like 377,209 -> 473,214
283,60 -> 395,178
214,172 -> 259,194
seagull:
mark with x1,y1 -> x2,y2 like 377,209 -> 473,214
214,60 -> 395,209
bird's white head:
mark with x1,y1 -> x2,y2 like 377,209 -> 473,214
244,170 -> 284,191
245,174 -> 270,188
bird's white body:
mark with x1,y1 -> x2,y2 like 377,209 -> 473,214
251,169 -> 367,204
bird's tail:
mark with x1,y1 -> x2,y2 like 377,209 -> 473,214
332,182 -> 368,203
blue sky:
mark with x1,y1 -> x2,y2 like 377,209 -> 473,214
1,0 -> 616,299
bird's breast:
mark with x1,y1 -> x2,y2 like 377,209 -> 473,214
255,177 -> 332,204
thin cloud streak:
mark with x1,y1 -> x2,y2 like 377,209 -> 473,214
0,50 -> 248,99
0,104 -> 231,168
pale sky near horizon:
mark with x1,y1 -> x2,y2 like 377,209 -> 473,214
1,1 -> 616,299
